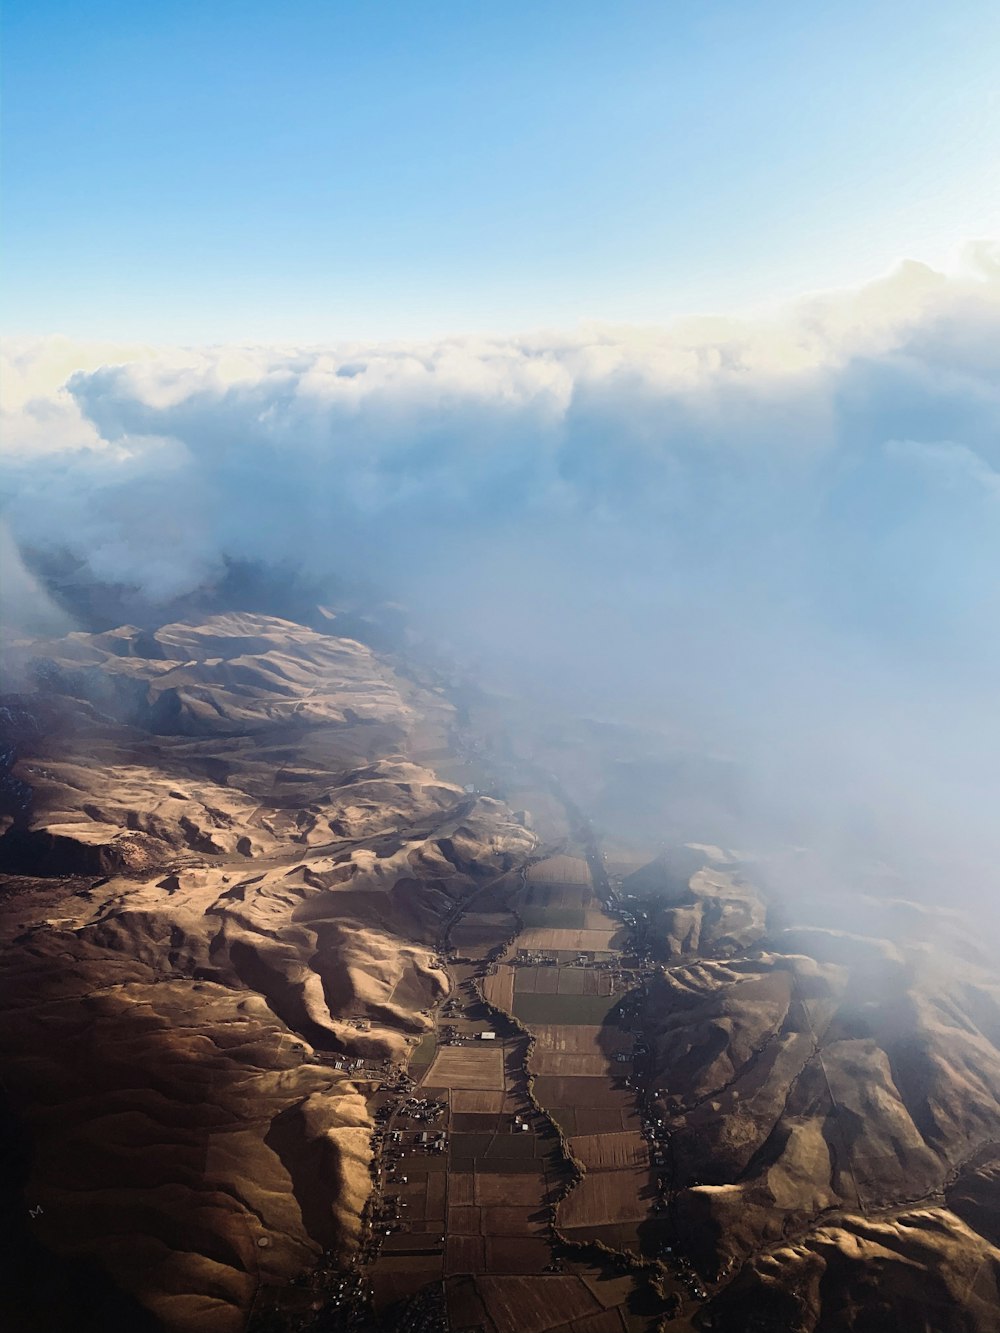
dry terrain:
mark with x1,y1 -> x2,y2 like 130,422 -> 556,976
0,613 -> 534,1332
4,616 -> 1000,1333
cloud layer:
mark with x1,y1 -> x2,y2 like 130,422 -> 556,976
3,248 -> 1000,898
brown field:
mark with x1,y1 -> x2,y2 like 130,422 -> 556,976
552,968 -> 615,996
447,1205 -> 481,1234
395,1174 -> 429,1222
484,1133 -> 542,1161
450,1172 -> 476,1206
476,1171 -> 549,1208
451,910 -> 517,952
563,1222 -> 645,1254
520,883 -> 592,912
579,1271 -> 636,1309
519,927 -> 620,953
574,1107 -> 640,1134
426,1172 -> 446,1219
520,965 -> 560,994
561,1308 -> 628,1333
446,1275 -> 492,1331
530,1051 -> 614,1076
481,1206 -> 546,1235
569,1132 -> 649,1171
372,1257 -> 444,1310
477,1156 -> 555,1176
527,856 -> 592,885
452,1132 -> 498,1163
486,1237 -> 551,1272
532,1076 -> 636,1109
516,967 -> 614,997
476,1276 -> 602,1333
452,1088 -> 507,1114
452,1111 -> 502,1133
582,910 -> 617,929
425,1044 -> 506,1090
531,1024 -> 631,1054
547,1105 -> 578,1135
483,966 -> 516,1011
447,1234 -> 486,1274
557,1167 -> 653,1227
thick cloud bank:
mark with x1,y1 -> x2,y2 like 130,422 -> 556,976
3,247 -> 1000,898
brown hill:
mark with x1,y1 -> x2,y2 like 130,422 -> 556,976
0,614 -> 534,1332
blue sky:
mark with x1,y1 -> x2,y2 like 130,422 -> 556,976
3,0 -> 999,341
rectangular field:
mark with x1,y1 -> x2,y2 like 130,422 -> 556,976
483,967 -> 515,1011
567,1309 -> 629,1333
446,1275 -> 490,1330
372,1257 -> 444,1311
450,910 -> 518,953
452,1112 -> 503,1133
531,1024 -> 632,1054
520,883 -> 592,914
526,855 -> 592,884
516,967 -> 559,994
474,1276 -> 601,1333
480,1206 -> 545,1235
485,1237 -> 551,1273
446,1234 -> 486,1274
426,1172 -> 446,1220
449,1172 -> 476,1206
520,905 -> 589,929
512,993 -> 621,1025
531,1075 -> 636,1110
529,1050 -> 614,1077
424,1045 -> 506,1090
515,967 -> 615,997
557,1166 -> 653,1227
450,1132 -> 497,1163
448,1205 -> 480,1234
518,927 -> 621,953
451,1088 -> 507,1114
569,1131 -> 649,1171
474,1171 -> 549,1208
574,1106 -> 641,1134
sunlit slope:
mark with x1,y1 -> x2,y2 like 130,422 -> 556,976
0,613 -> 534,1332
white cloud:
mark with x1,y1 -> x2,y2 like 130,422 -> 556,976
2,253 -> 1000,899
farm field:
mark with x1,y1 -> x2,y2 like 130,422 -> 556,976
452,909 -> 518,953
518,926 -> 621,953
520,904 -> 590,928
424,1043 -> 506,1089
528,1023 -> 629,1077
451,1087 -> 508,1113
569,1131 -> 649,1170
366,830 -> 662,1332
483,966 -> 516,1011
516,967 -> 617,996
557,1166 -> 654,1227
473,1274 -> 604,1333
531,1023 -> 632,1054
527,855 -> 593,884
513,992 -> 622,1025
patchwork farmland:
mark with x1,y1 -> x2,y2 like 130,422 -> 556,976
363,848 -> 676,1333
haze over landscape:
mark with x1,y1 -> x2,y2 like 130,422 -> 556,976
2,4 -> 1000,1333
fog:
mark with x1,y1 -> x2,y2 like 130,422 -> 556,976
3,249 -> 1000,908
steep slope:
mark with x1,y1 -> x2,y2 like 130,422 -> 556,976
631,848 -> 1000,1330
0,613 -> 535,1332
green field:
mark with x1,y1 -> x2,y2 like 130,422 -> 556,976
512,992 -> 622,1025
